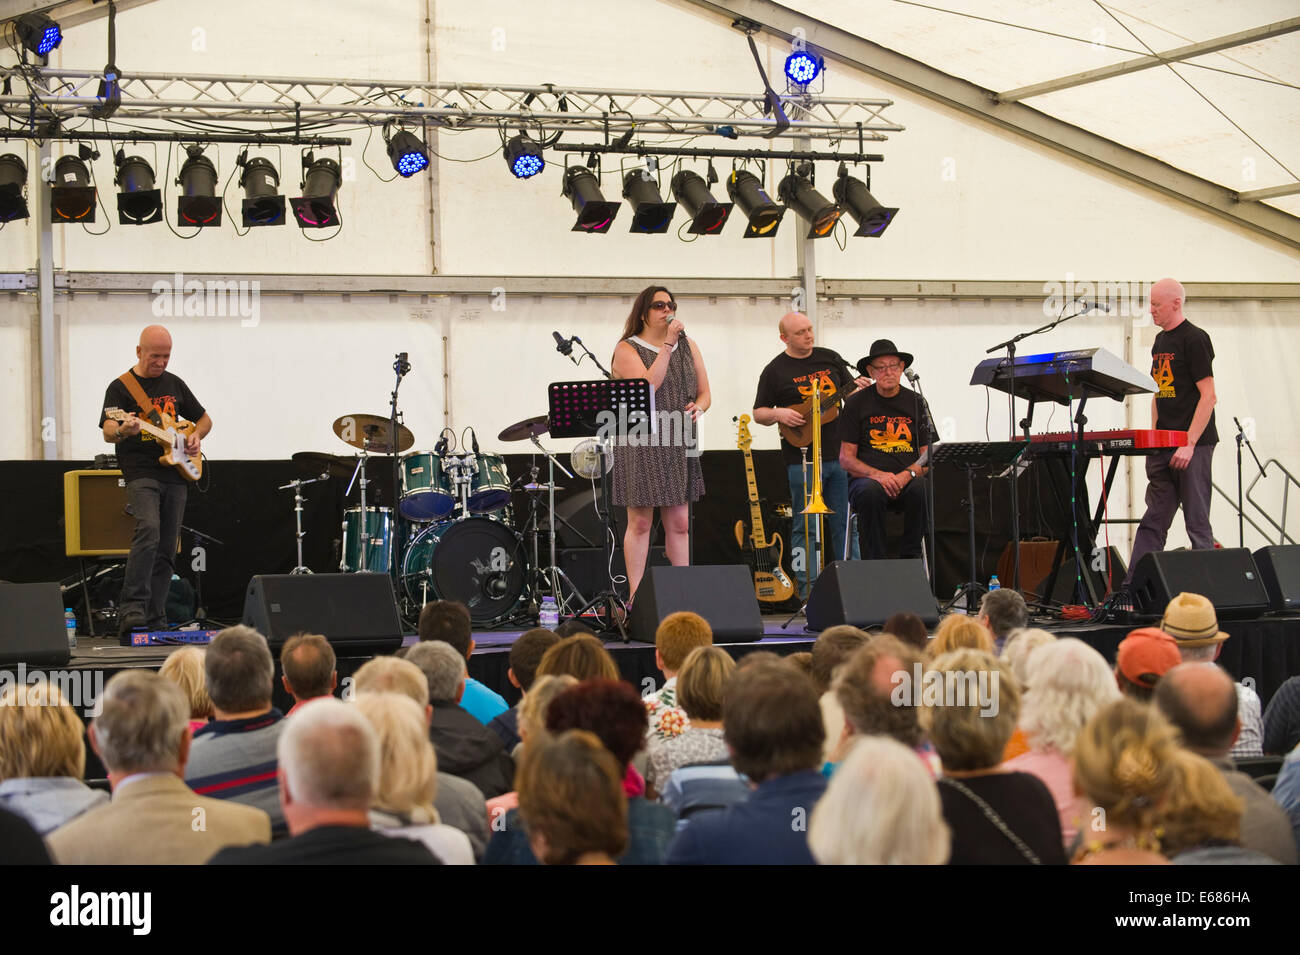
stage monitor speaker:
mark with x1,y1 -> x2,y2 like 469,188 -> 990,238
628,565 -> 763,643
1130,548 -> 1269,619
1252,545 -> 1300,612
242,573 -> 403,655
0,582 -> 71,667
1050,546 -> 1127,605
806,559 -> 940,632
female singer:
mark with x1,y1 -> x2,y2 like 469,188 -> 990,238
610,286 -> 710,603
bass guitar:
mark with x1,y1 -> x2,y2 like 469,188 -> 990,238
105,407 -> 203,481
734,415 -> 795,602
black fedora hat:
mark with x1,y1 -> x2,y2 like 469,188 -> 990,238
856,338 -> 914,377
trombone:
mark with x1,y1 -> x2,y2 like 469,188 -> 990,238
799,372 -> 835,592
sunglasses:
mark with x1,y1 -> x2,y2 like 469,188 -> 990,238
649,301 -> 678,312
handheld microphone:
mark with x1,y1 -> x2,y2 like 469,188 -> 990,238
553,331 -> 574,356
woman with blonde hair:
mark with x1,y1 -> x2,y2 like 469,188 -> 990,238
1071,697 -> 1178,864
353,692 -> 475,864
1157,749 -> 1275,865
159,645 -> 213,732
645,646 -> 735,795
485,674 -> 580,823
0,682 -> 108,834
927,613 -> 993,659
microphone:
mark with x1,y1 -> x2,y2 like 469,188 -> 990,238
905,368 -> 920,385
395,351 -> 411,375
435,433 -> 448,456
553,331 -> 574,356
1081,300 -> 1110,313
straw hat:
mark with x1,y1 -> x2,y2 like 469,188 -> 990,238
1158,592 -> 1229,648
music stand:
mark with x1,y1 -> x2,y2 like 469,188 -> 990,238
547,379 -> 654,640
931,441 -> 1028,612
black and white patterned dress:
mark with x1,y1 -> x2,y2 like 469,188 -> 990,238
610,336 -> 705,508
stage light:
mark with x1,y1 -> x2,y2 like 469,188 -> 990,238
0,154 -> 29,222
560,166 -> 620,234
833,171 -> 899,237
726,169 -> 785,237
778,170 -> 841,238
784,50 -> 822,85
621,171 -> 676,234
291,152 -> 342,228
50,155 -> 96,223
239,156 -> 285,227
386,129 -> 429,178
114,154 -> 162,225
175,147 -> 221,228
8,14 -> 61,57
670,170 -> 733,235
503,134 -> 544,179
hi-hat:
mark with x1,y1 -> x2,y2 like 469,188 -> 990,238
498,414 -> 549,442
332,413 -> 414,453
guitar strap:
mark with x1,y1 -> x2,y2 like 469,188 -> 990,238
117,371 -> 162,425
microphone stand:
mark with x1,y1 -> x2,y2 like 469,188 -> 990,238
390,353 -> 410,592
908,371 -> 938,597
567,335 -> 613,380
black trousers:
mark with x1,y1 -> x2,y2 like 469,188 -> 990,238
121,477 -> 188,627
848,476 -> 927,561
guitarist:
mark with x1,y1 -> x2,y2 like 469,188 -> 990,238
752,312 -> 868,584
99,325 -> 212,636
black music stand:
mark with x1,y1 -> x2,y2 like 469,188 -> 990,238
931,441 -> 1028,612
547,379 -> 654,640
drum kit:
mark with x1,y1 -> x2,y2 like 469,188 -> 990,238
287,406 -> 588,629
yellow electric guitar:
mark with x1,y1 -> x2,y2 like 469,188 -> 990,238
105,407 -> 203,481
734,415 -> 795,603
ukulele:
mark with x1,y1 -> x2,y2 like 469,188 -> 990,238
734,415 -> 795,602
105,407 -> 203,481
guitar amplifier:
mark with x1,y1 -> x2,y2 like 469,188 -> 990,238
64,470 -> 134,556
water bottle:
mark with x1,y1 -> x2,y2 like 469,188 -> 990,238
539,596 -> 559,631
988,574 -> 1001,592
64,608 -> 78,650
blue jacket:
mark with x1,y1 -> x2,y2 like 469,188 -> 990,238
665,769 -> 827,865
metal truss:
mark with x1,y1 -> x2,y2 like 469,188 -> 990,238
0,68 -> 903,142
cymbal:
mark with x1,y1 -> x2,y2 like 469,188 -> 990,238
291,451 -> 355,480
498,414 -> 549,442
332,413 -> 414,454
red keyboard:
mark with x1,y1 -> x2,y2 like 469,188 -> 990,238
1028,429 -> 1188,455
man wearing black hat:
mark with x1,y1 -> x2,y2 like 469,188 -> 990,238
838,339 -> 931,561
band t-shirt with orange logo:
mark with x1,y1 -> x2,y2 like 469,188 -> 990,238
1150,319 -> 1217,446
99,370 -> 206,483
838,384 -> 930,473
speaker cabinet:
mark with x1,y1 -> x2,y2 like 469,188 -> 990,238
64,470 -> 134,556
806,559 -> 940,632
1130,548 -> 1269,619
242,573 -> 403,655
628,565 -> 764,643
0,582 -> 71,667
1253,545 -> 1300,612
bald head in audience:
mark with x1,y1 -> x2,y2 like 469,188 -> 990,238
1154,663 -> 1239,758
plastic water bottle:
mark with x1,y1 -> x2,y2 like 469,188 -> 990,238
64,608 -> 78,650
988,574 -> 1001,592
539,596 -> 559,631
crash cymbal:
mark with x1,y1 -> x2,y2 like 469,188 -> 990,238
498,414 -> 549,442
291,451 -> 355,480
332,413 -> 415,453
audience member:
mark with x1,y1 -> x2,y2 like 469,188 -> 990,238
1263,675 -> 1300,755
833,634 -> 938,774
1159,592 -> 1264,758
0,682 -> 108,834
536,633 -> 620,682
210,698 -> 438,864
1159,748 -> 1277,865
354,693 -> 475,864
810,625 -> 869,761
417,600 -> 508,724
1271,744 -> 1300,849
882,611 -> 928,651
0,806 -> 52,864
1114,627 -> 1181,701
809,736 -> 950,865
998,627 -> 1056,760
1071,698 -> 1177,865
517,730 -> 628,865
554,618 -> 596,638
487,679 -> 674,865
734,650 -> 782,670
644,611 -> 713,747
1002,638 -> 1119,845
666,662 -> 827,865
352,654 -> 489,858
484,674 -> 579,826
49,671 -> 269,864
185,625 -> 287,834
646,646 -> 736,795
927,612 -> 994,659
487,628 -> 560,750
923,649 -> 1066,864
279,633 -> 337,716
1154,662 -> 1296,864
978,588 -> 1029,654
159,645 -> 213,733
786,651 -> 814,679
405,641 -> 515,800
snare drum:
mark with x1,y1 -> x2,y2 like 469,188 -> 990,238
466,452 -> 511,514
340,506 -> 393,573
400,450 -> 456,521
401,517 -> 526,623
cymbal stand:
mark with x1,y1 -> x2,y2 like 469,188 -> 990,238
342,447 -> 370,571
526,433 -> 586,614
280,473 -> 327,574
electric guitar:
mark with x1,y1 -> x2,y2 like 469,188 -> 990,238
777,373 -> 846,448
105,407 -> 203,481
734,415 -> 795,602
